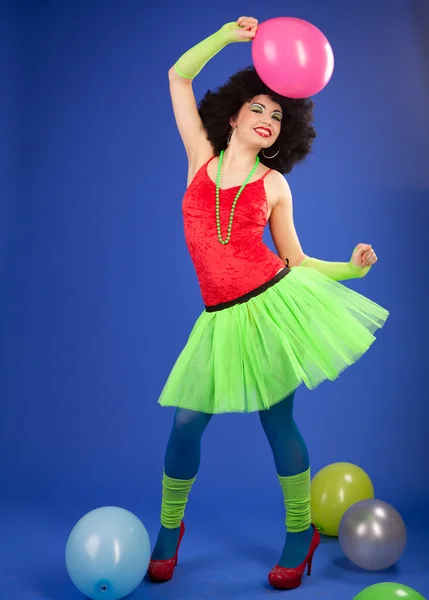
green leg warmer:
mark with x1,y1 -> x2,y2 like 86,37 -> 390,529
277,468 -> 311,532
160,472 -> 196,529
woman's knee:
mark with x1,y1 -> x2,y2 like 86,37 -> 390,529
172,408 -> 212,439
259,392 -> 295,428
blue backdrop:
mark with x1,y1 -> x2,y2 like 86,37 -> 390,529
1,0 -> 428,559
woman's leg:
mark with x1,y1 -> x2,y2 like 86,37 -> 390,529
151,407 -> 213,560
259,391 -> 313,568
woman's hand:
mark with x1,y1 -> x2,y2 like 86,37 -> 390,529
220,17 -> 258,43
235,16 -> 259,40
351,244 -> 378,269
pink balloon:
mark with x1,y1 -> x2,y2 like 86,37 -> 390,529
252,17 -> 334,98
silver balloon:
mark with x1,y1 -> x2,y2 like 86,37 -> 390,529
339,498 -> 407,571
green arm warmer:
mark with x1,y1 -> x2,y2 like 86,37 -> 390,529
301,247 -> 371,281
174,22 -> 249,79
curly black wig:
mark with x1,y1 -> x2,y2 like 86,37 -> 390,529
198,66 -> 316,174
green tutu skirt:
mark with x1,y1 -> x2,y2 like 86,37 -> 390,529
158,266 -> 389,414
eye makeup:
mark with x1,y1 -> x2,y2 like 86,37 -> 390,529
250,102 -> 283,122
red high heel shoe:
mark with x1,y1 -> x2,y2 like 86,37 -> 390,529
268,524 -> 320,590
147,521 -> 186,582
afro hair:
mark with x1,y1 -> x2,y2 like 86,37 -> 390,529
198,66 -> 316,174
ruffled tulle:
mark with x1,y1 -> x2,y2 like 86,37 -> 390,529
158,266 -> 389,414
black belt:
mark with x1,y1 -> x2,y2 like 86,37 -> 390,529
205,266 -> 291,313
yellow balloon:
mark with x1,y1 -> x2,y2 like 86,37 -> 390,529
310,462 -> 374,537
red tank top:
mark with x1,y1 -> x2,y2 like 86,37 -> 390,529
182,156 -> 286,307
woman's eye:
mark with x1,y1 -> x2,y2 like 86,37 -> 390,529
251,105 -> 282,121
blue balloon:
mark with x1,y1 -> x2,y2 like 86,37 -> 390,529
65,506 -> 151,600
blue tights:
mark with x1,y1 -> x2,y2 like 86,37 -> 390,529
152,392 -> 313,568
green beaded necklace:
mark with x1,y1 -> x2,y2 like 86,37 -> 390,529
215,149 -> 260,245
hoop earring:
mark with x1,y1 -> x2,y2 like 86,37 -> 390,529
227,128 -> 234,146
262,147 -> 280,159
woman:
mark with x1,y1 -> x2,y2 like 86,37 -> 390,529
147,16 -> 389,590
